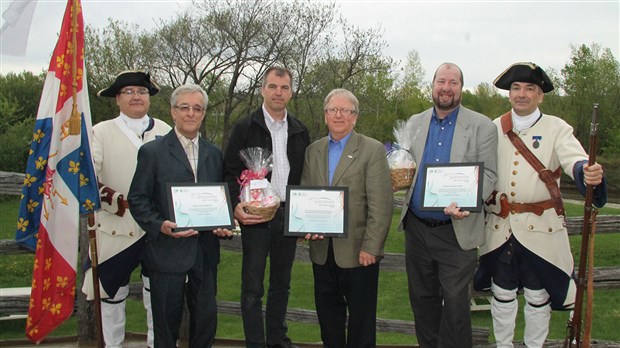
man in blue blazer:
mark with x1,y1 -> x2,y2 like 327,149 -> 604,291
128,84 -> 232,348
397,63 -> 498,348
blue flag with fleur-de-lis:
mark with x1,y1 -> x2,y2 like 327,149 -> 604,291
13,0 -> 101,342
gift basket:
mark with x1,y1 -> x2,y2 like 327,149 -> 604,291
387,120 -> 416,190
237,147 -> 281,221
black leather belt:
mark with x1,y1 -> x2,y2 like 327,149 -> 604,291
413,213 -> 452,228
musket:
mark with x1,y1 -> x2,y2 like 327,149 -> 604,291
564,103 -> 600,348
87,212 -> 105,348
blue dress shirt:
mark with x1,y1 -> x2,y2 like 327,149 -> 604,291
410,107 -> 459,221
328,132 -> 352,185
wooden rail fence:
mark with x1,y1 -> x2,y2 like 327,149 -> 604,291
2,170 -> 619,346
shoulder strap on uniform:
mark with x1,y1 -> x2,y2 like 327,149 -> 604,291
500,112 -> 565,216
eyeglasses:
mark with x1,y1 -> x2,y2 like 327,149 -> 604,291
324,107 -> 357,116
119,88 -> 150,96
174,105 -> 205,114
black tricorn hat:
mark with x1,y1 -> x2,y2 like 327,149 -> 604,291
97,70 -> 160,97
493,62 -> 554,93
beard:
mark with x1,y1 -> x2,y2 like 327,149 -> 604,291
433,93 -> 460,111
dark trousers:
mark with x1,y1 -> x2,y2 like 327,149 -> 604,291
404,210 -> 476,348
312,241 -> 380,348
150,244 -> 217,348
240,209 -> 297,347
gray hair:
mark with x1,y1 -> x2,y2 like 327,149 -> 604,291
170,84 -> 209,108
323,88 -> 359,114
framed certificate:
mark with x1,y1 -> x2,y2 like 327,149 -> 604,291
420,162 -> 484,212
284,186 -> 348,237
166,182 -> 234,231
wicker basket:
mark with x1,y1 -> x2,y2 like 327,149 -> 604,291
390,167 -> 415,190
244,203 -> 279,221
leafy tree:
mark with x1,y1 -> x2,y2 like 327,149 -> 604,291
84,20 -> 172,125
461,83 -> 510,119
390,50 -> 430,121
81,0 -> 394,148
401,50 -> 425,89
0,71 -> 44,130
560,43 -> 620,154
0,119 -> 33,172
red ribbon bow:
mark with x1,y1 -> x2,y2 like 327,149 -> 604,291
237,168 -> 269,187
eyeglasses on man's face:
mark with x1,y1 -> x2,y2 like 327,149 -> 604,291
174,105 -> 205,114
119,88 -> 150,96
324,107 -> 357,116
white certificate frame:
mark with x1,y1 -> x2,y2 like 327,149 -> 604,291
166,182 -> 234,231
420,162 -> 484,212
284,186 -> 348,237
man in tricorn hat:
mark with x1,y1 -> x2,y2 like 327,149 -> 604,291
474,62 -> 607,347
82,70 -> 171,348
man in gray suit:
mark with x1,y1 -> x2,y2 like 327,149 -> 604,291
302,88 -> 393,347
398,63 -> 498,348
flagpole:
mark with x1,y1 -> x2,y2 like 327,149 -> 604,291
64,0 -> 104,345
87,212 -> 104,348
68,0 -> 103,345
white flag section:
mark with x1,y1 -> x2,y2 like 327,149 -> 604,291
0,0 -> 38,56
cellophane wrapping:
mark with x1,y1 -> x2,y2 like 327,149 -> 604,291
387,120 -> 416,190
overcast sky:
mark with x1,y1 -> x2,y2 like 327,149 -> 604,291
1,0 -> 618,90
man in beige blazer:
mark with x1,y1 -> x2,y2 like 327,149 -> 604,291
398,63 -> 498,348
301,88 -> 393,347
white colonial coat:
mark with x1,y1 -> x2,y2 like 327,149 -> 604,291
480,114 -> 588,307
83,115 -> 170,299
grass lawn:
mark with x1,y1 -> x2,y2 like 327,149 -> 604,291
1,196 -> 619,344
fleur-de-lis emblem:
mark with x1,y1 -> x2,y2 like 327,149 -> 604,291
35,156 -> 48,170
68,160 -> 80,174
50,303 -> 62,315
33,129 -> 45,143
83,199 -> 95,211
65,41 -> 74,57
29,297 -> 34,310
42,297 -> 51,310
33,258 -> 39,271
56,276 -> 68,289
63,62 -> 71,76
17,218 -> 29,232
43,278 -> 51,291
27,199 -> 39,213
27,326 -> 38,336
60,83 -> 68,97
56,54 -> 65,70
80,173 -> 89,186
45,257 -> 52,271
38,185 -> 45,195
23,174 -> 37,187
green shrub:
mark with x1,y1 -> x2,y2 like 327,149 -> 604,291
0,119 -> 32,173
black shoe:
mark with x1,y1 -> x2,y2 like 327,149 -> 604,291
267,337 -> 299,348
